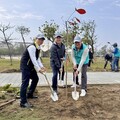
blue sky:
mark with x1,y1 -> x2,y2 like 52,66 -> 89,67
0,0 -> 120,48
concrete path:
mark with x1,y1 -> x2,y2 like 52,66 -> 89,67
0,72 -> 120,87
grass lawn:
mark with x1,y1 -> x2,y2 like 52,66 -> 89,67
0,57 -> 111,73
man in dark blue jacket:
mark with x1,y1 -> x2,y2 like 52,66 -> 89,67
50,33 -> 65,95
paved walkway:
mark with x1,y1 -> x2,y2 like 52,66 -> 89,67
0,72 -> 120,87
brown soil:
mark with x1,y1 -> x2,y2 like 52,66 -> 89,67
0,69 -> 20,73
0,84 -> 120,120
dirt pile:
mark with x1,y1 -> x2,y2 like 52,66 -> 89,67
0,84 -> 120,120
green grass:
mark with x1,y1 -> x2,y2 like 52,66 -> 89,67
90,57 -> 111,71
0,59 -> 20,72
0,57 -> 112,73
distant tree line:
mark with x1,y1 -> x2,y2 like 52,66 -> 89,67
0,20 -> 97,65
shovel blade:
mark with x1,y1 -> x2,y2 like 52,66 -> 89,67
50,92 -> 58,101
72,91 -> 79,101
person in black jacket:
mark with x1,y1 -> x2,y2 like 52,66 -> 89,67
50,33 -> 65,94
88,48 -> 94,67
104,53 -> 112,70
20,34 -> 46,108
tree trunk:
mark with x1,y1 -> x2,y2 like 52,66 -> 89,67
21,33 -> 26,49
6,41 -> 12,65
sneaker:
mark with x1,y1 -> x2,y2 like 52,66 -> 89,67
71,83 -> 75,88
104,69 -> 106,71
80,89 -> 86,97
58,80 -> 65,87
53,90 -> 59,95
20,102 -> 33,108
58,80 -> 61,86
71,83 -> 80,88
61,81 -> 64,86
60,81 -> 65,87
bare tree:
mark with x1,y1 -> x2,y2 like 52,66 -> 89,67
0,23 -> 14,65
80,20 -> 97,54
16,26 -> 30,48
64,18 -> 81,46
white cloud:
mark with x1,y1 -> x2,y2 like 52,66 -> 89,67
114,0 -> 120,7
74,0 -> 96,5
110,16 -> 120,20
0,13 -> 14,19
100,16 -> 120,20
12,10 -> 19,14
13,4 -> 31,9
116,4 -> 120,7
21,13 -> 43,20
0,6 -> 7,12
0,10 -> 44,20
109,0 -> 120,7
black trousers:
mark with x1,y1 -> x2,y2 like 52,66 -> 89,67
20,69 -> 39,104
51,64 -> 59,91
58,65 -> 65,81
88,59 -> 93,67
104,60 -> 112,69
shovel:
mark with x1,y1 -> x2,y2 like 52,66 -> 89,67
72,74 -> 79,101
59,61 -> 65,87
42,72 -> 58,101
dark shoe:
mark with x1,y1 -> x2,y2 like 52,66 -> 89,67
76,82 -> 79,86
20,102 -> 33,108
27,95 -> 38,99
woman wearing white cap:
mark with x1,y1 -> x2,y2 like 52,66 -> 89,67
71,35 -> 89,97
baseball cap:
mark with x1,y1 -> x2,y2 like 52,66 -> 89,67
54,32 -> 62,38
112,43 -> 117,47
36,34 -> 45,40
74,35 -> 81,43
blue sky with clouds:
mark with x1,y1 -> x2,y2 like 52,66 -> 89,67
0,0 -> 120,47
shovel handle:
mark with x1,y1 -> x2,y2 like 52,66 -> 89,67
74,73 -> 77,92
41,72 -> 54,95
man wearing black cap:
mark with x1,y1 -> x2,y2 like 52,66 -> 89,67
50,33 -> 65,95
20,34 -> 46,108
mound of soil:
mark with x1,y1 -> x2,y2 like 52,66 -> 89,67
0,69 -> 20,73
0,84 -> 120,120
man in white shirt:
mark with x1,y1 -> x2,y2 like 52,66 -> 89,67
20,34 -> 46,108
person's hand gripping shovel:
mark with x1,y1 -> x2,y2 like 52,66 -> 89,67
72,72 -> 79,101
40,70 -> 58,102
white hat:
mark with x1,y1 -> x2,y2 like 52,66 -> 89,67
74,35 -> 81,43
54,32 -> 62,38
36,34 -> 45,40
